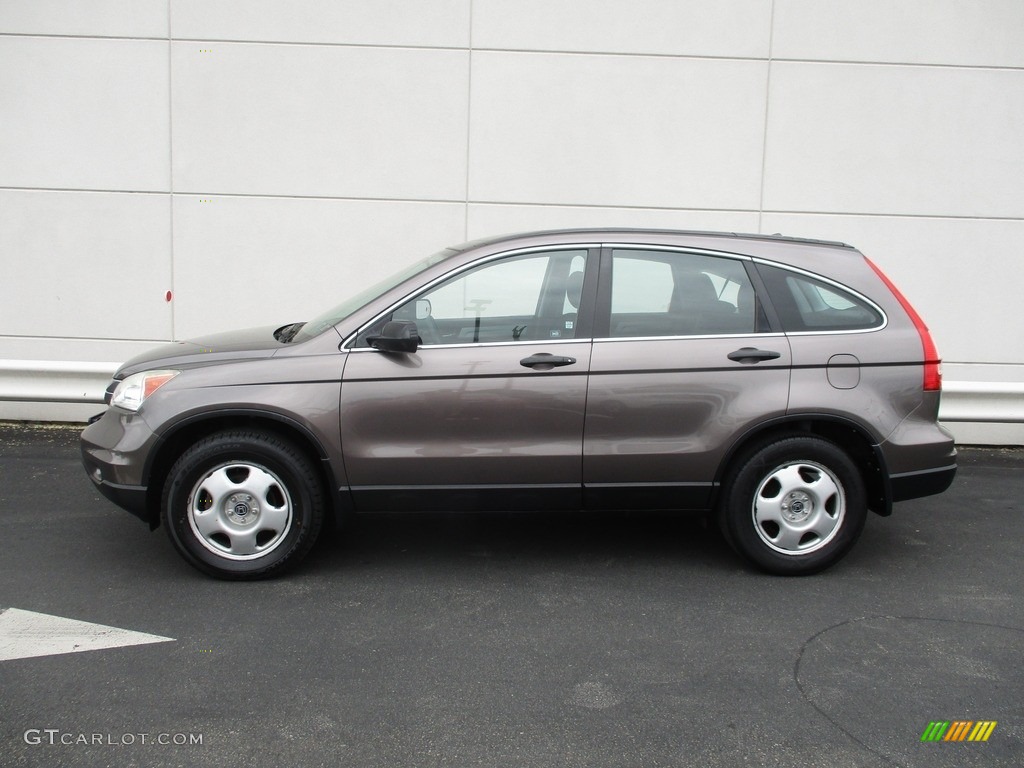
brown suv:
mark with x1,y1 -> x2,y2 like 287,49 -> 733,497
81,229 -> 956,579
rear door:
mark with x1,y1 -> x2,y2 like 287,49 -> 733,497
583,246 -> 792,510
341,247 -> 596,511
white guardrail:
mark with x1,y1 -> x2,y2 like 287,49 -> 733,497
0,360 -> 119,405
0,359 -> 1022,423
937,381 -> 1024,424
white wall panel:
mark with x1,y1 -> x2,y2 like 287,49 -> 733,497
171,196 -> 465,338
468,204 -> 759,240
759,213 -> 1024,367
0,0 -> 167,38
2,2 -> 1023,441
469,52 -> 767,209
171,43 -> 469,200
763,63 -> 1024,219
473,0 -> 770,58
171,0 -> 469,47
0,37 -> 170,191
0,190 -> 172,340
774,0 -> 1024,68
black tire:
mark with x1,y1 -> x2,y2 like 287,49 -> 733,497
719,435 -> 866,575
161,431 -> 324,579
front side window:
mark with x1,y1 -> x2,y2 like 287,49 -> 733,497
357,250 -> 588,346
756,264 -> 883,332
608,249 -> 762,338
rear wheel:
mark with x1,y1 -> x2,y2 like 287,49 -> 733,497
720,436 -> 866,575
161,431 -> 324,579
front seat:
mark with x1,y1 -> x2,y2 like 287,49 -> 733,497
669,272 -> 735,334
560,270 -> 585,338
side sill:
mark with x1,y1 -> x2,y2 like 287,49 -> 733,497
350,484 -> 581,513
584,482 -> 715,511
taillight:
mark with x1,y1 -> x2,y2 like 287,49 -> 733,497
865,257 -> 941,391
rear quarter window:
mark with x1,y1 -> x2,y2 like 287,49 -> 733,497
756,263 -> 883,332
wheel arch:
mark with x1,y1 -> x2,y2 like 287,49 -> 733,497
143,409 -> 345,530
714,415 -> 893,517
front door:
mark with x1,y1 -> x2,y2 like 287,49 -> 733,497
341,247 -> 595,511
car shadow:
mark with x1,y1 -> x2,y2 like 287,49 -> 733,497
304,509 -> 738,575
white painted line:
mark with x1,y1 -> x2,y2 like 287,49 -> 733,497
0,608 -> 174,662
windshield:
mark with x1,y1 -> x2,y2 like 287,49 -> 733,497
290,248 -> 457,343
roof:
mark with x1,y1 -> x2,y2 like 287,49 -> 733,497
451,228 -> 854,253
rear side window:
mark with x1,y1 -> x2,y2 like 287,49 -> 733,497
757,264 -> 883,332
608,249 -> 766,337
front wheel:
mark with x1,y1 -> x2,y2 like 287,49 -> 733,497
161,431 -> 324,579
720,436 -> 867,575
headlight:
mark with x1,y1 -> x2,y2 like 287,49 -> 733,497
110,370 -> 180,412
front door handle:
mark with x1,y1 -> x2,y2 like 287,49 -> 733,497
520,353 -> 577,369
727,347 -> 781,364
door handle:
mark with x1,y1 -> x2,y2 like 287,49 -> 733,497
727,347 -> 781,364
520,353 -> 577,369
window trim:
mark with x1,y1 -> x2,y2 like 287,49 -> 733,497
592,331 -> 787,344
342,243 -> 889,350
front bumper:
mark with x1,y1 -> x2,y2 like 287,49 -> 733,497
80,408 -> 159,527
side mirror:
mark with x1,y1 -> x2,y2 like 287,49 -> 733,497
367,320 -> 420,353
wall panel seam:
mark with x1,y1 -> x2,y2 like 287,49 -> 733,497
757,0 -> 776,233
2,187 -> 1022,223
3,32 -> 1023,73
463,0 -> 475,241
167,1 -> 176,340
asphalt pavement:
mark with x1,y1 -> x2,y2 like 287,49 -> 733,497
0,422 -> 1021,768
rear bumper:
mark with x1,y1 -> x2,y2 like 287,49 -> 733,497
878,404 -> 957,506
890,464 -> 957,502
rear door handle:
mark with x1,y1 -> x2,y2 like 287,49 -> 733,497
520,353 -> 577,369
727,347 -> 781,364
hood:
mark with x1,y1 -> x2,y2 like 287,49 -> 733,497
116,325 -> 287,378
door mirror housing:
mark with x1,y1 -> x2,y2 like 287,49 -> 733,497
367,320 -> 420,353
